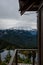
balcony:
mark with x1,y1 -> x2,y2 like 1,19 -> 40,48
8,49 -> 38,65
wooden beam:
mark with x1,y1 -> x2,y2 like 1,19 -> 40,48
20,2 -> 35,15
38,2 -> 43,10
33,5 -> 39,7
8,49 -> 17,65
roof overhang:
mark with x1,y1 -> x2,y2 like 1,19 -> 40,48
18,0 -> 41,15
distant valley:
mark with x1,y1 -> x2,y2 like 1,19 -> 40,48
0,29 -> 38,49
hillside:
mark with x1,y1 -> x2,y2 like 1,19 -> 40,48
0,29 -> 38,49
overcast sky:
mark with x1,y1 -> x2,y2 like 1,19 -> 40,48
0,0 -> 37,30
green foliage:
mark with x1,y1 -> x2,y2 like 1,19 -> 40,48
18,54 -> 32,64
5,51 -> 11,63
28,52 -> 32,59
1,62 -> 6,65
24,58 -> 31,64
18,56 -> 24,63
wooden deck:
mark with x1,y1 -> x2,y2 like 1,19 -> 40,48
17,63 -> 32,65
8,63 -> 32,65
12,63 -> 38,65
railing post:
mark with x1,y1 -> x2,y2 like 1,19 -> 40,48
32,50 -> 36,65
0,53 -> 1,63
15,50 -> 18,65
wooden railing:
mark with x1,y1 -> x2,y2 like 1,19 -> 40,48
8,49 -> 38,65
8,49 -> 17,65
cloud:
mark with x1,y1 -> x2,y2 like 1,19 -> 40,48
0,19 -> 37,30
0,0 -> 37,30
0,0 -> 20,19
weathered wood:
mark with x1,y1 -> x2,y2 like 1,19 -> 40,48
38,2 -> 43,65
32,51 -> 36,65
18,63 -> 37,65
17,49 -> 38,51
20,2 -> 35,15
41,6 -> 43,65
15,50 -> 18,65
19,0 -> 41,15
8,49 -> 17,65
38,2 -> 43,11
8,49 -> 38,65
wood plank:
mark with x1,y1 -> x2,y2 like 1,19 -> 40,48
8,49 -> 17,65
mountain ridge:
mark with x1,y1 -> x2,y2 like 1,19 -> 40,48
0,29 -> 38,49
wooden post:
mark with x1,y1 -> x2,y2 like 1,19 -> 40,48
15,50 -> 18,65
32,51 -> 36,65
0,53 -> 1,63
40,6 -> 43,65
38,2 -> 43,65
0,53 -> 2,65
